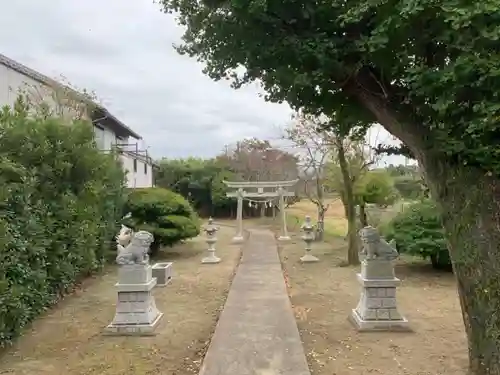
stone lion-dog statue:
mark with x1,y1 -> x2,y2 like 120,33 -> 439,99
116,230 -> 154,266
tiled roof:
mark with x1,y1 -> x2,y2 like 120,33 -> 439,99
0,53 -> 142,139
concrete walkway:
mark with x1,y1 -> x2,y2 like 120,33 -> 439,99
198,229 -> 311,375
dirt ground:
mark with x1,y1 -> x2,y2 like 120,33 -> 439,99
0,222 -> 241,375
278,233 -> 468,375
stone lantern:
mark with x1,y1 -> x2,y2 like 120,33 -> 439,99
202,217 -> 221,264
300,216 -> 319,263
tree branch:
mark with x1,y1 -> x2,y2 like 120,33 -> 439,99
346,67 -> 430,161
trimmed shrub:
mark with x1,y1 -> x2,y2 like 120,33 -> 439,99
383,199 -> 451,270
0,104 -> 125,347
123,187 -> 200,255
357,170 -> 400,208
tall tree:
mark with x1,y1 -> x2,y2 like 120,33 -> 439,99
284,113 -> 333,240
220,138 -> 298,182
333,135 -> 359,264
162,1 -> 500,373
326,134 -> 378,264
216,138 -> 299,216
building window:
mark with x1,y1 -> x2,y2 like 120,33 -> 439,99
93,124 -> 105,150
144,163 -> 148,175
133,159 -> 137,173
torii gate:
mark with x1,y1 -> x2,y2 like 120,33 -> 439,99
223,179 -> 298,243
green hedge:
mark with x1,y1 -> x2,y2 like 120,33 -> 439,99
123,187 -> 200,255
383,199 -> 451,270
0,105 -> 125,347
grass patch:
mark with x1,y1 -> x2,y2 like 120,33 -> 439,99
286,198 -> 410,239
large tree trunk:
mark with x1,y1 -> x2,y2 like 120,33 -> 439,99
351,76 -> 500,375
314,177 -> 326,241
344,200 -> 358,265
425,162 -> 500,375
336,137 -> 359,265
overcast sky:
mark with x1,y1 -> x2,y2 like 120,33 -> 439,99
0,0 -> 407,165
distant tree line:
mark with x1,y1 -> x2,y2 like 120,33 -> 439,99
155,134 -> 427,225
154,138 -> 300,218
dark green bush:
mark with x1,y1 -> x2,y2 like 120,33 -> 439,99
383,199 -> 451,270
0,103 -> 125,347
123,187 -> 200,255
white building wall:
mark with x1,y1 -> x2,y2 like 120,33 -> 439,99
0,63 -> 89,121
120,153 -> 154,188
0,62 -> 46,108
0,61 -> 155,189
94,123 -> 122,151
0,62 -> 118,154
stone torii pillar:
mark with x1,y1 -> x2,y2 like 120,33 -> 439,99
224,186 -> 245,244
233,188 -> 244,243
277,186 -> 290,241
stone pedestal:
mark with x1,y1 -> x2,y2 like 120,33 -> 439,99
232,235 -> 245,244
202,254 -> 222,263
152,262 -> 173,287
300,253 -> 319,263
350,260 -> 411,331
105,264 -> 163,335
349,226 -> 410,332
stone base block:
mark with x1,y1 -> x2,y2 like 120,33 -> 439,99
152,262 -> 173,287
357,273 -> 400,288
115,277 -> 157,292
118,264 -> 152,285
278,235 -> 291,241
107,278 -> 162,333
202,254 -> 221,264
300,253 -> 319,263
104,312 -> 164,336
232,236 -> 244,244
360,259 -> 396,280
349,309 -> 411,332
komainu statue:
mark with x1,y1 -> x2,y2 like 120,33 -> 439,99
116,230 -> 154,265
116,225 -> 134,252
359,226 -> 398,261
